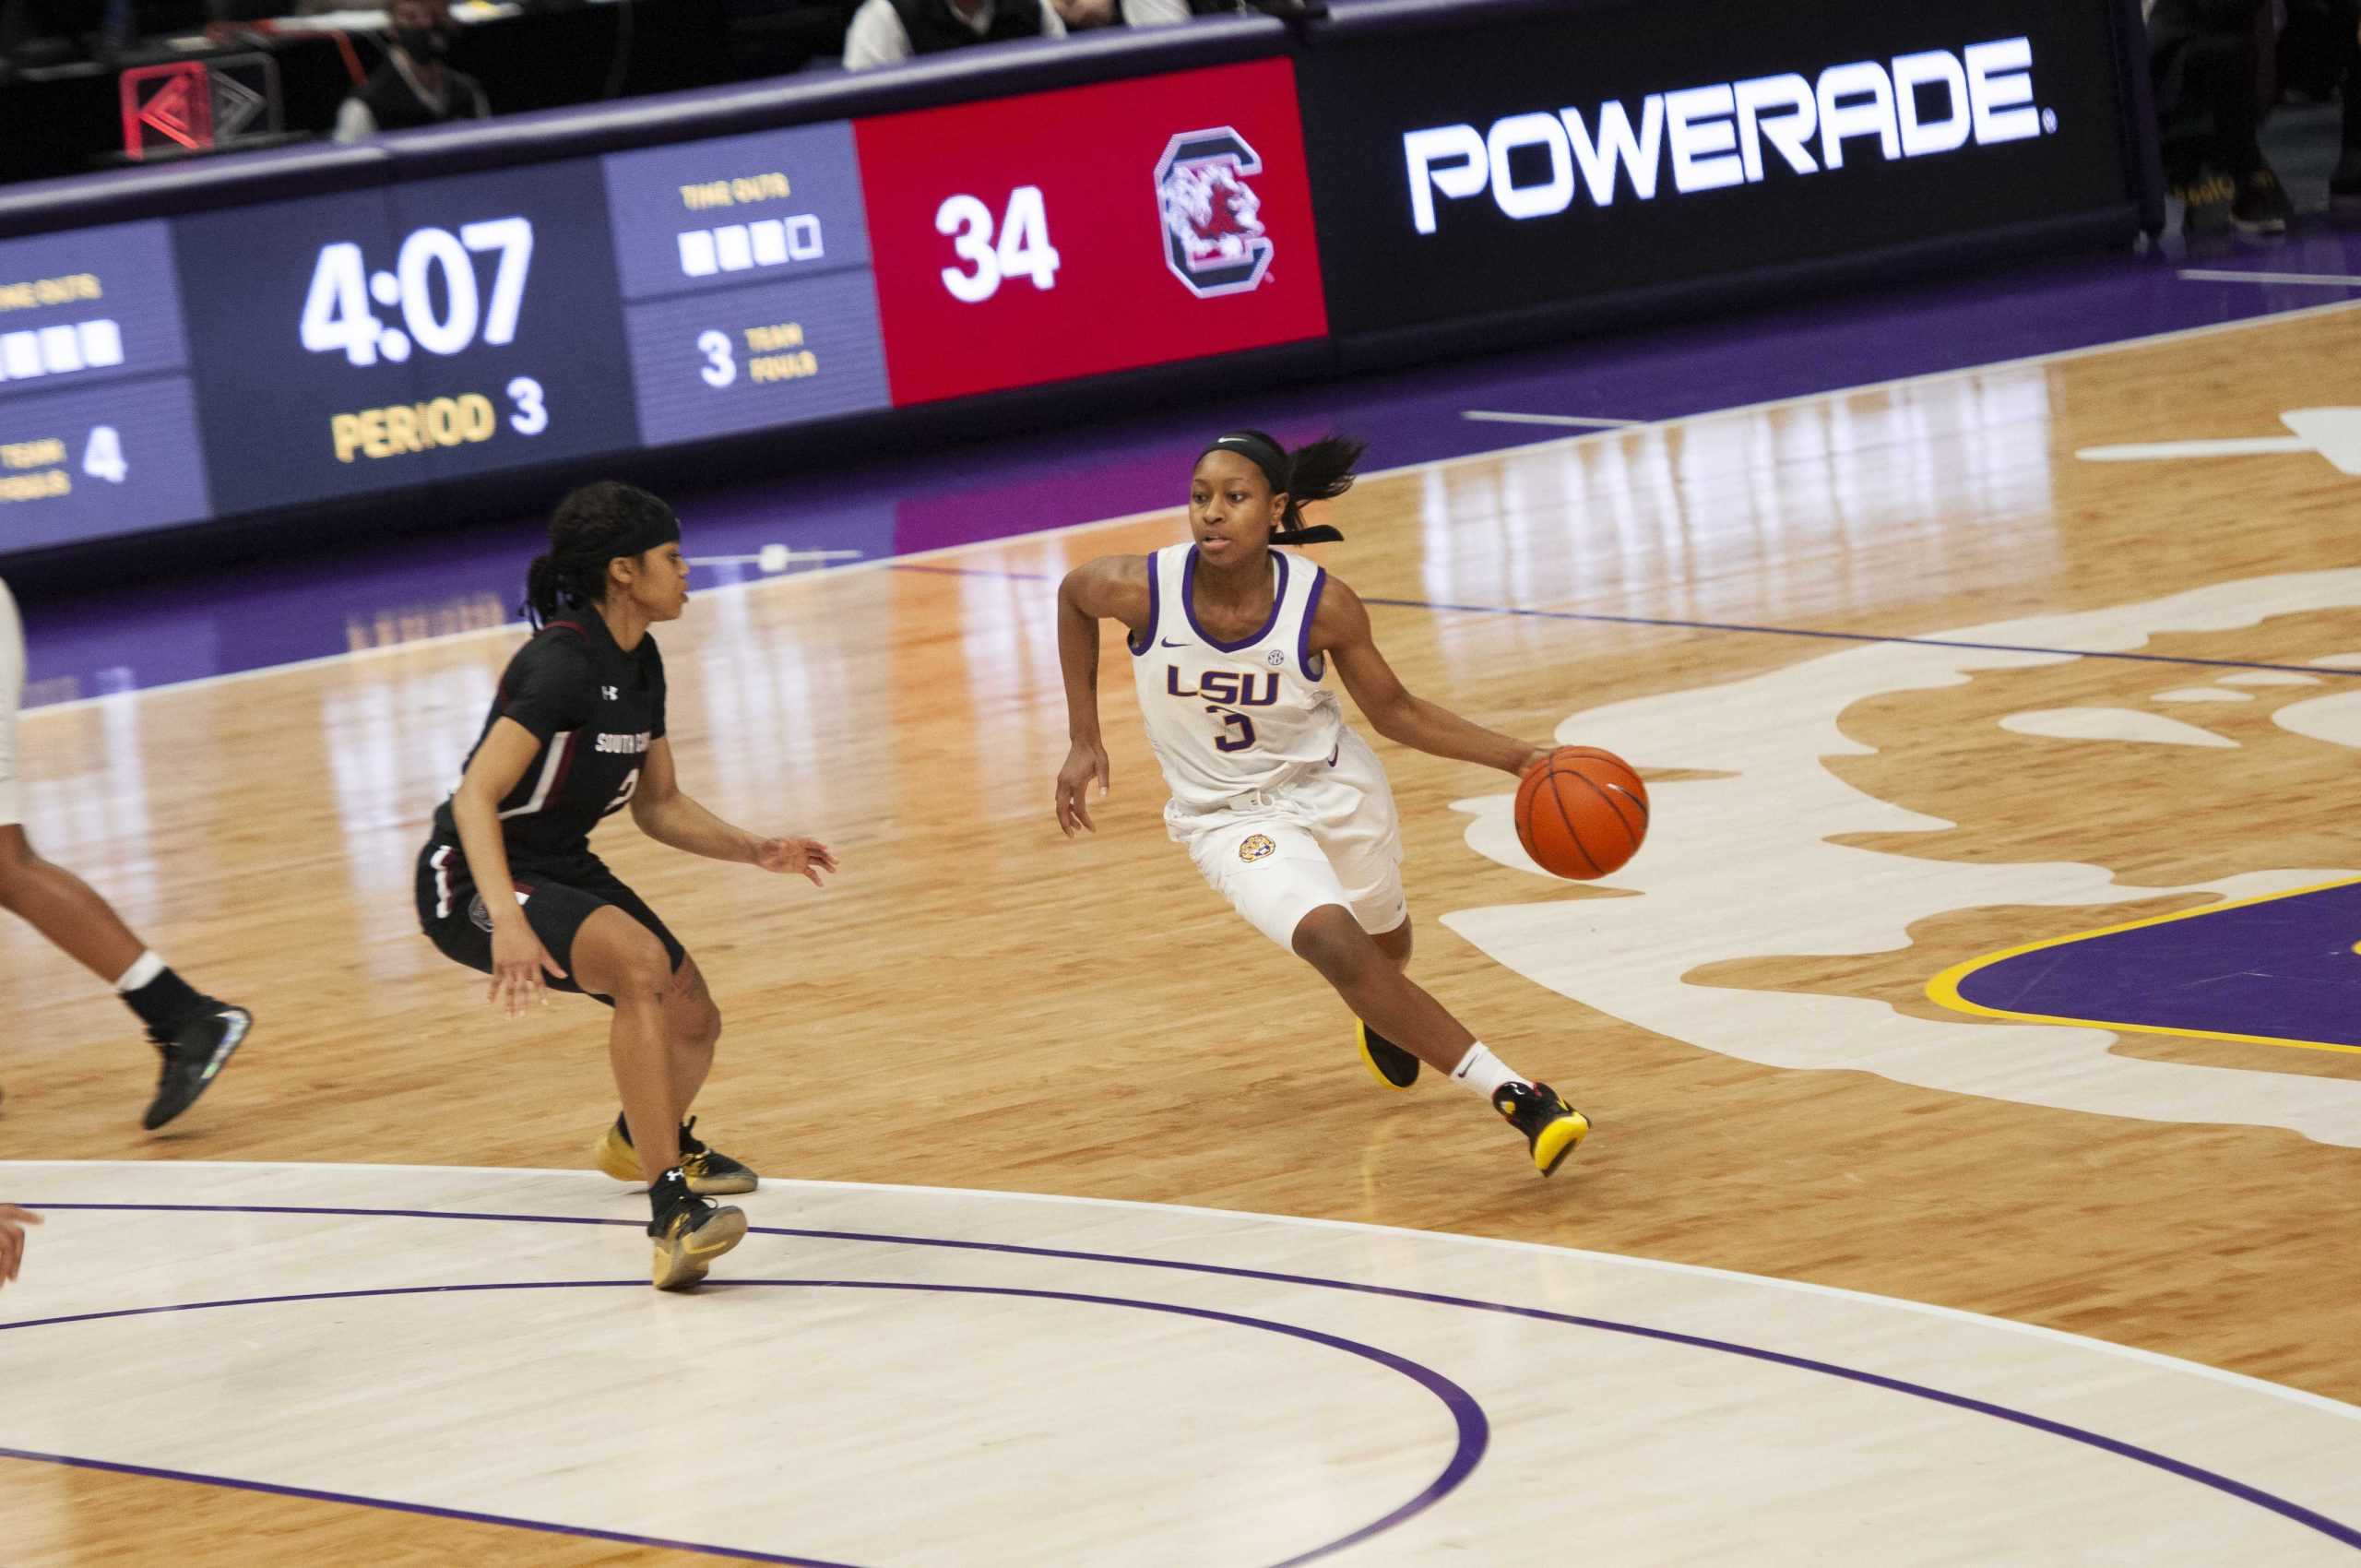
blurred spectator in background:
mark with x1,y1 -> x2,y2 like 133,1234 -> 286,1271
842,0 -> 1062,70
1048,0 -> 1241,28
333,0 -> 488,141
2279,0 -> 2361,207
2149,0 -> 2296,232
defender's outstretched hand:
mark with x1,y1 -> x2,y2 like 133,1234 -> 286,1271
754,837 -> 836,885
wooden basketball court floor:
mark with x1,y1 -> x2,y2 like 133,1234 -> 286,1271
6,302 -> 2361,1564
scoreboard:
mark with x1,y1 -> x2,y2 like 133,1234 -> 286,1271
0,57 -> 1325,549
0,0 -> 2151,561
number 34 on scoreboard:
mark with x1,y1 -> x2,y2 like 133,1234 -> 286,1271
934,187 -> 1060,303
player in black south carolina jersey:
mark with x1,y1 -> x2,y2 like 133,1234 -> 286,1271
416,481 -> 836,1289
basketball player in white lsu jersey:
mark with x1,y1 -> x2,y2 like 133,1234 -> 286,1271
1054,431 -> 1590,1174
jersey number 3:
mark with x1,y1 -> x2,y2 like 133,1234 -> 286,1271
1207,707 -> 1255,754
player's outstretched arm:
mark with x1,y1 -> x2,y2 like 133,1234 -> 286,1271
630,738 -> 836,885
1054,556 -> 1150,837
1317,577 -> 1548,777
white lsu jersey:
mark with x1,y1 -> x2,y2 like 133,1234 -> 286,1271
1130,543 -> 1347,820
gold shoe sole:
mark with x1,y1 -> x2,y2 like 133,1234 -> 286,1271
1533,1111 -> 1591,1177
593,1126 -> 645,1185
652,1206 -> 749,1290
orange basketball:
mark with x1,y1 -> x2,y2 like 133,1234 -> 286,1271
1514,745 -> 1648,880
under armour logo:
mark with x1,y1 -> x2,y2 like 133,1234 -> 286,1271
602,686 -> 618,701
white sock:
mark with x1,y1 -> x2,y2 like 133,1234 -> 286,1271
1449,1043 -> 1526,1100
113,951 -> 166,992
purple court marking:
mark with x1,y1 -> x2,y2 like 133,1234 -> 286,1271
0,1270 -> 1487,1568
1950,879 -> 2361,1051
11,1201 -> 2361,1553
18,230 -> 2361,705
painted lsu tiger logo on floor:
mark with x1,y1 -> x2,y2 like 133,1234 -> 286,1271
1443,569 -> 2361,1148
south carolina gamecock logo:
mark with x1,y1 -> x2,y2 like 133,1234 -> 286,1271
1156,128 -> 1275,298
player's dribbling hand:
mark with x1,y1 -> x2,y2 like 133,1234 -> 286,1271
489,922 -> 566,1017
1055,741 -> 1110,837
754,836 -> 836,885
0,1205 -> 42,1289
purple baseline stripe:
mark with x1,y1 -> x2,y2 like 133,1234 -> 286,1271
1180,546 -> 1289,654
1128,550 -> 1161,658
13,1201 -> 2359,1550
1297,564 -> 1327,682
0,1272 -> 1487,1568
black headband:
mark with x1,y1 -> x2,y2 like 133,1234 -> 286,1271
1199,431 -> 1344,546
606,505 -> 682,561
1204,431 -> 1289,493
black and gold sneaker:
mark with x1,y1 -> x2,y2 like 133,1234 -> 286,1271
647,1168 -> 747,1290
1490,1081 -> 1590,1176
2171,166 -> 2235,236
595,1113 -> 759,1195
1357,1019 -> 1420,1090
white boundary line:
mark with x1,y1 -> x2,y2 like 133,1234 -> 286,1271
1460,410 -> 1644,428
685,549 -> 866,567
2078,436 -> 2313,462
2179,268 -> 2361,288
24,291 -> 2361,725
9,1158 -> 2358,1423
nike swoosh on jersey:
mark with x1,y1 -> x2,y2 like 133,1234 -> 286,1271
1161,638 -> 1191,647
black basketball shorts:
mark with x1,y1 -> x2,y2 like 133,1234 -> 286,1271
415,839 -> 686,1004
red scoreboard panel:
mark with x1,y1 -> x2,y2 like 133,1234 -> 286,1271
854,59 -> 1328,408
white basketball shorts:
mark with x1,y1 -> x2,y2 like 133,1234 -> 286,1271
0,577 -> 21,828
1173,728 -> 1407,951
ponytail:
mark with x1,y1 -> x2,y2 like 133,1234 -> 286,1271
519,481 -> 682,628
1271,434 -> 1365,545
521,550 -> 580,630
1199,429 -> 1368,546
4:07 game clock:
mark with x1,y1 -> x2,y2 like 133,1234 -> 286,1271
172,160 -> 639,517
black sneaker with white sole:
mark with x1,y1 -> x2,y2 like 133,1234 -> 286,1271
2231,169 -> 2293,235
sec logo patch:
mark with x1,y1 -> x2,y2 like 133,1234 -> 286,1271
1239,834 -> 1276,862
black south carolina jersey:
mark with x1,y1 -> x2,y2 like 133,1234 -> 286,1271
430,613 -> 667,865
